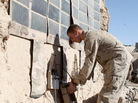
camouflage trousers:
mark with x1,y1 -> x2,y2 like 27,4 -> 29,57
97,60 -> 130,103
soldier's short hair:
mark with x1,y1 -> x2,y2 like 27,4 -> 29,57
67,24 -> 83,35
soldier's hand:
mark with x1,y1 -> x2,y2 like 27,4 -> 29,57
67,82 -> 76,94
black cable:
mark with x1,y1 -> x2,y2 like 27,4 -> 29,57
132,88 -> 138,92
126,93 -> 133,103
129,90 -> 134,100
55,64 -> 77,88
55,64 -> 73,80
125,85 -> 136,101
132,88 -> 136,99
125,97 -> 133,103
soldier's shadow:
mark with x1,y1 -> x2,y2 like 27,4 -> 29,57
46,34 -> 67,103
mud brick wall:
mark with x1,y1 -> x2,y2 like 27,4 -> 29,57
0,0 -> 112,103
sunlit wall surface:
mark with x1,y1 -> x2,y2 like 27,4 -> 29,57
10,0 -> 100,49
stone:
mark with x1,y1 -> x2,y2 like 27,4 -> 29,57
100,0 -> 110,31
0,1 -> 11,64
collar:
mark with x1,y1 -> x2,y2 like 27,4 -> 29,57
82,30 -> 89,40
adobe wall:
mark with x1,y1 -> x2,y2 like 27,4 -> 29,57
0,0 -> 111,103
0,0 -> 11,65
0,35 -> 104,103
100,0 -> 110,31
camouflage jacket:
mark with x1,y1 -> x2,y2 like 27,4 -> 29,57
74,30 -> 133,84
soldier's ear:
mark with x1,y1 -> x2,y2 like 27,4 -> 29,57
74,30 -> 77,34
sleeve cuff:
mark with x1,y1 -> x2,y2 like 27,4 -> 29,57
74,78 -> 80,84
74,77 -> 87,85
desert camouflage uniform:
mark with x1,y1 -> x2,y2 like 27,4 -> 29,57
74,30 -> 133,103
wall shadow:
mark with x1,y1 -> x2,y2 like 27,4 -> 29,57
83,94 -> 98,103
46,34 -> 67,103
133,59 -> 138,71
